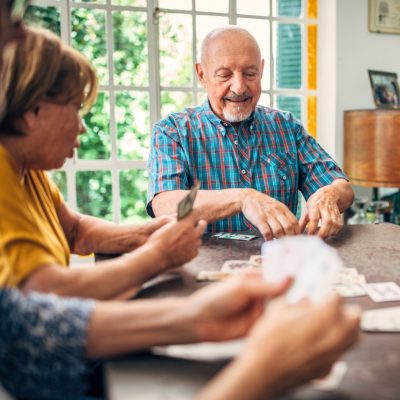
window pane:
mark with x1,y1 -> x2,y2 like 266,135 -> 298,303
112,0 -> 146,6
237,0 -> 269,16
161,91 -> 194,119
120,169 -> 149,223
275,23 -> 302,89
259,93 -> 271,107
49,171 -> 67,201
116,91 -> 150,160
237,18 -> 270,90
274,0 -> 303,17
113,11 -> 148,87
71,8 -> 108,84
196,15 -> 229,62
159,0 -> 191,10
79,92 -> 111,160
196,0 -> 228,13
159,13 -> 193,87
76,171 -> 112,221
276,95 -> 301,120
25,5 -> 61,35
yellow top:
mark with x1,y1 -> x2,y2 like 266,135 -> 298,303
0,145 -> 70,287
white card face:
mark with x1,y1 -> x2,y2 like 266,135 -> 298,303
332,283 -> 367,298
365,282 -> 400,302
221,260 -> 254,272
262,236 -> 342,303
361,306 -> 400,332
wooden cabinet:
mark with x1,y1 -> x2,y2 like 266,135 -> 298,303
344,109 -> 400,188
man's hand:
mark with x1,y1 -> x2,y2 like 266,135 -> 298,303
185,276 -> 291,342
130,216 -> 174,249
241,189 -> 300,240
299,185 -> 343,238
146,210 -> 207,270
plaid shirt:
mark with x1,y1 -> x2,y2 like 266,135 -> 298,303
147,100 -> 347,233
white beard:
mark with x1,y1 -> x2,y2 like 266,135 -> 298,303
222,107 -> 252,123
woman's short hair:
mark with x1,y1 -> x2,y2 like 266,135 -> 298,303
0,25 -> 98,136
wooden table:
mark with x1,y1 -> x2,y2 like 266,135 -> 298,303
106,223 -> 400,400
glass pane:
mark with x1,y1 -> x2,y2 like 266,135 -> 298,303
161,91 -> 194,119
71,8 -> 108,84
116,91 -> 150,160
159,0 -> 191,10
49,171 -> 67,201
79,92 -> 111,160
196,15 -> 229,62
259,93 -> 270,107
25,6 -> 61,35
159,13 -> 192,87
196,0 -> 228,13
237,18 -> 270,90
307,95 -> 317,138
113,0 -> 146,6
113,11 -> 148,87
120,169 -> 149,223
276,95 -> 301,120
73,0 -> 106,3
274,0 -> 303,17
237,0 -> 269,16
76,171 -> 112,221
275,23 -> 302,89
307,24 -> 317,90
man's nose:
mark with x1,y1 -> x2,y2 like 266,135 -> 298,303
230,73 -> 247,96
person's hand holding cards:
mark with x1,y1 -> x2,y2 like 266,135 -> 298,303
147,186 -> 206,270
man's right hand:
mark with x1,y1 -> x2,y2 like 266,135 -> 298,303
241,189 -> 300,240
146,210 -> 207,270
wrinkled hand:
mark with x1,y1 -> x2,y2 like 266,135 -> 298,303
131,216 -> 174,249
146,210 -> 207,270
186,276 -> 291,342
242,189 -> 300,240
243,295 -> 360,396
300,185 -> 343,238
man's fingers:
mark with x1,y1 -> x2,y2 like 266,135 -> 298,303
299,213 -> 309,233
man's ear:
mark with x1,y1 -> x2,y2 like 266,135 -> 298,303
22,105 -> 41,131
195,63 -> 206,87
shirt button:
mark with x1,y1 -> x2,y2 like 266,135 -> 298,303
250,125 -> 254,130
266,158 -> 270,163
234,140 -> 238,145
241,169 -> 246,174
282,175 -> 287,180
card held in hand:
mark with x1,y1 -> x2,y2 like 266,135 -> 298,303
177,181 -> 200,220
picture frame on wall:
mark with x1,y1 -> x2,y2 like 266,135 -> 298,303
368,70 -> 400,108
369,0 -> 400,34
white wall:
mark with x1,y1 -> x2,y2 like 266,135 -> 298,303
318,0 -> 400,198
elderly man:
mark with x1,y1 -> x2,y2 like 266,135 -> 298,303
147,26 -> 354,240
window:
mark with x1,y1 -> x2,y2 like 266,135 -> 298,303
27,0 -> 318,223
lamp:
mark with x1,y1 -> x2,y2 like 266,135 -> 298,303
344,109 -> 400,223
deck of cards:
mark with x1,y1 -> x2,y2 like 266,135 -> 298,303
361,306 -> 400,332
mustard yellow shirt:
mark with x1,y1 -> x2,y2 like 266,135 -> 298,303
0,145 -> 70,287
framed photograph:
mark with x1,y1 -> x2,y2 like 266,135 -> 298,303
368,70 -> 400,108
369,0 -> 400,34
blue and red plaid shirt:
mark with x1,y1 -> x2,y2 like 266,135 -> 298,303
147,100 -> 347,233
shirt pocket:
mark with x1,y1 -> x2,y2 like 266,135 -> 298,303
260,152 -> 297,202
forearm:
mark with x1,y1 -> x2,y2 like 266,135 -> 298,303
86,297 -> 195,358
21,243 -> 167,300
72,214 -> 145,255
152,189 -> 251,222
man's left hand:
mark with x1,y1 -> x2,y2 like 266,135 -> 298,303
299,185 -> 343,238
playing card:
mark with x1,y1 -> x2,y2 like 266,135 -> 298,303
221,260 -> 255,273
364,282 -> 400,302
332,283 -> 367,298
262,235 -> 342,303
361,306 -> 400,332
249,255 -> 263,267
211,232 -> 257,241
335,268 -> 366,285
177,181 -> 200,220
196,270 -> 231,281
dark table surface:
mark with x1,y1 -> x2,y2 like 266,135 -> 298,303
106,223 -> 400,400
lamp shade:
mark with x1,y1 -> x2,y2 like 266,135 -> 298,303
344,109 -> 400,187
